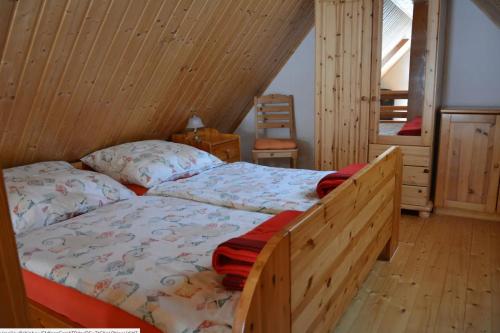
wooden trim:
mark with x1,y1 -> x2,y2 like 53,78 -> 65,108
370,0 -> 445,147
0,168 -> 30,327
434,113 -> 450,207
441,108 -> 500,115
29,300 -> 80,328
434,207 -> 500,222
233,232 -> 292,333
380,90 -> 409,100
369,0 -> 383,144
234,146 -> 402,332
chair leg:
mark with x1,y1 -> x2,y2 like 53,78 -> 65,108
291,156 -> 297,168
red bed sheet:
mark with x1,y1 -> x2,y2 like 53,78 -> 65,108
23,269 -> 160,333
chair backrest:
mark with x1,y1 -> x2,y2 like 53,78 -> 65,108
254,94 -> 296,140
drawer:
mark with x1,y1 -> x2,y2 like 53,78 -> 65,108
212,141 -> 240,162
402,185 -> 429,206
403,166 -> 431,186
369,144 -> 431,167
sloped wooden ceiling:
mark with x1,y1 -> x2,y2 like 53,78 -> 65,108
0,0 -> 314,167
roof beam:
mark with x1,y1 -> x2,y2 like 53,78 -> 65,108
381,38 -> 411,77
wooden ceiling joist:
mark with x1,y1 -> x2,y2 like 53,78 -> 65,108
0,0 -> 314,168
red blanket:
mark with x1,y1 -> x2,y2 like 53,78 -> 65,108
316,163 -> 367,198
398,116 -> 422,136
212,210 -> 303,290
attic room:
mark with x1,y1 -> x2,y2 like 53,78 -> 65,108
1,0 -> 499,332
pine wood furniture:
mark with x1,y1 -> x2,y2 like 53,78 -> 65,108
0,147 -> 402,332
315,0 -> 446,218
171,128 -> 241,163
435,109 -> 500,221
252,94 -> 298,168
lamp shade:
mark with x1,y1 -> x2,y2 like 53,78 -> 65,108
186,115 -> 204,130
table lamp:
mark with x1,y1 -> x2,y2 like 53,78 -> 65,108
186,114 -> 205,143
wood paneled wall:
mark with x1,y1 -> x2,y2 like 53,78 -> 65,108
314,0 -> 373,170
0,0 -> 314,167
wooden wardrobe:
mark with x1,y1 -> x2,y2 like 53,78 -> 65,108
435,109 -> 500,221
315,0 -> 447,217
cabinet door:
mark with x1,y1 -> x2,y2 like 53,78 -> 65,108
436,114 -> 500,213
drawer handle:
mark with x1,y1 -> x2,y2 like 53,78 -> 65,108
494,163 -> 499,169
423,168 -> 430,174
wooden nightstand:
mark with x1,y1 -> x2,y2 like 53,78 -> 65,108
171,128 -> 241,163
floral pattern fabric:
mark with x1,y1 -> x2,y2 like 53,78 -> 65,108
17,196 -> 270,333
81,140 -> 224,188
4,161 -> 74,177
147,162 -> 333,214
5,166 -> 136,234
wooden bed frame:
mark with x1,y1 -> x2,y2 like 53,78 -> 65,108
0,146 -> 402,332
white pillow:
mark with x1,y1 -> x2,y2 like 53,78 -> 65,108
4,163 -> 136,234
81,140 -> 224,188
4,161 -> 74,178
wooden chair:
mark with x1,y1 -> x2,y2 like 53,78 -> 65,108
252,94 -> 298,168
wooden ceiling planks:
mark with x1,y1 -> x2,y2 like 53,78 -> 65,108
0,0 -> 314,167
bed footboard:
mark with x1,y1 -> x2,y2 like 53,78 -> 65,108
233,146 -> 402,333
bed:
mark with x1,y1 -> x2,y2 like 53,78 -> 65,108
1,146 -> 402,332
17,196 -> 271,332
147,162 -> 332,214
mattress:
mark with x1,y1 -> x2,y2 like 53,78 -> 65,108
379,122 -> 404,136
17,196 -> 271,332
146,162 -> 332,214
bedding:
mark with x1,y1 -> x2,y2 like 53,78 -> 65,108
378,122 -> 404,136
212,210 -> 303,290
24,270 -> 160,333
17,196 -> 271,332
398,116 -> 422,136
147,162 -> 332,214
4,161 -> 74,177
316,163 -> 367,198
4,165 -> 135,234
81,140 -> 224,188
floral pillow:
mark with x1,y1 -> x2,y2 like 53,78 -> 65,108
4,163 -> 136,234
81,140 -> 224,188
3,161 -> 74,178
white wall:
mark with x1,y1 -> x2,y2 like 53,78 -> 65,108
235,29 -> 316,169
442,0 -> 500,107
381,50 -> 410,91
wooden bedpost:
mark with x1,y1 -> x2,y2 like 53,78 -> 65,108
233,232 -> 292,333
0,168 -> 30,327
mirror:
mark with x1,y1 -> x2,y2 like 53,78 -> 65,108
378,0 -> 429,137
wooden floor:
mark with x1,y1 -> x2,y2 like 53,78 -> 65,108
333,214 -> 500,333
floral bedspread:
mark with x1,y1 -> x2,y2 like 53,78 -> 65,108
147,162 -> 333,214
17,196 -> 270,333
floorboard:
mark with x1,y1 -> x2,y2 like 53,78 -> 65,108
333,214 -> 500,333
